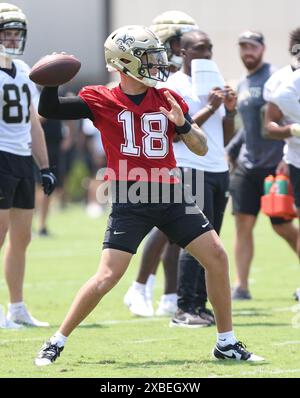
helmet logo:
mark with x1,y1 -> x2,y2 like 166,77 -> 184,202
116,34 -> 135,52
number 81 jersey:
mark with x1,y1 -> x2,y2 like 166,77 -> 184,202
79,85 -> 189,183
0,59 -> 39,156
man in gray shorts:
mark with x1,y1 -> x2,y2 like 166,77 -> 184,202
227,31 -> 298,300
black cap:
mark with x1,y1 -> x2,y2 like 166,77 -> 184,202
238,31 -> 264,46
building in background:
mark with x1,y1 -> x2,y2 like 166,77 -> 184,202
11,0 -> 300,90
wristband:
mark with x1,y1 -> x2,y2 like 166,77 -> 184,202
206,104 -> 215,115
175,119 -> 192,134
225,108 -> 237,118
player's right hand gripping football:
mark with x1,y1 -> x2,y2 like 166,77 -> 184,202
40,168 -> 57,196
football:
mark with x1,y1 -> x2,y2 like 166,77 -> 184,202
29,53 -> 81,86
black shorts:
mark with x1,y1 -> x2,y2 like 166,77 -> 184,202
289,164 -> 300,208
0,151 -> 35,209
103,182 -> 213,254
230,164 -> 289,225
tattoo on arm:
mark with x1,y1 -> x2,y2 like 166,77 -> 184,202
180,123 -> 208,156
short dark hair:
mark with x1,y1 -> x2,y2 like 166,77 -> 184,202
181,30 -> 208,49
289,27 -> 300,55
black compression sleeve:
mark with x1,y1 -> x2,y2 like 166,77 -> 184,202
38,86 -> 94,120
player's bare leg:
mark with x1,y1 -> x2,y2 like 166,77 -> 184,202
233,214 -> 256,294
272,221 -> 298,253
124,228 -> 167,317
185,230 -> 232,332
59,248 -> 132,337
2,208 -> 47,327
136,228 -> 167,284
155,243 -> 179,316
4,209 -> 33,303
0,209 -> 9,248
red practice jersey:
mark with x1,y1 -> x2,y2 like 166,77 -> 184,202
79,85 -> 189,183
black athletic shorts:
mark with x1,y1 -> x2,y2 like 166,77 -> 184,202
289,164 -> 300,208
230,164 -> 289,225
0,150 -> 35,209
102,181 -> 213,254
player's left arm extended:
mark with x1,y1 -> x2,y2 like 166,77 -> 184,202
30,105 -> 49,169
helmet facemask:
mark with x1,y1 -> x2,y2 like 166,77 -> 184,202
0,21 -> 27,56
135,48 -> 169,86
0,3 -> 27,58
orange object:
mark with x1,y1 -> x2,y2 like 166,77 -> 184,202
261,175 -> 297,220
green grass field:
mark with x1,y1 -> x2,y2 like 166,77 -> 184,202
1,204 -> 300,378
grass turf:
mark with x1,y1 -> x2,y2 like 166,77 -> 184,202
0,204 -> 300,378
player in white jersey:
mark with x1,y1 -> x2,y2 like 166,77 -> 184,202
0,3 -> 56,328
264,28 -> 300,301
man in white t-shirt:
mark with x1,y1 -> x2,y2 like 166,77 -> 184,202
0,4 -> 56,328
264,27 -> 300,301
265,64 -> 300,302
166,29 -> 237,326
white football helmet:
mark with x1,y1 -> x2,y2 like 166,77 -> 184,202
150,10 -> 198,68
104,25 -> 169,87
0,3 -> 27,56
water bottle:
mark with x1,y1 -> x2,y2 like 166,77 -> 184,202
264,175 -> 274,195
275,175 -> 289,195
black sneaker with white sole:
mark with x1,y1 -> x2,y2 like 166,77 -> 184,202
35,340 -> 64,366
213,341 -> 264,361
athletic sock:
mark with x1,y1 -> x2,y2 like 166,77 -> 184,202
132,281 -> 146,293
8,302 -> 25,313
50,331 -> 67,348
145,274 -> 156,301
217,331 -> 237,347
161,293 -> 177,303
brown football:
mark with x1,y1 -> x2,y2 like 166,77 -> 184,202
29,53 -> 81,86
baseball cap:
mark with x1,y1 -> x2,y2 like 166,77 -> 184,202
238,31 -> 264,46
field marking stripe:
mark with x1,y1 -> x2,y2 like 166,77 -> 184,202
127,337 -> 179,344
81,317 -> 165,326
0,337 -> 42,345
273,340 -> 300,346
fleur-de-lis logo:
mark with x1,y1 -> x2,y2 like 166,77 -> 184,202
116,34 -> 135,52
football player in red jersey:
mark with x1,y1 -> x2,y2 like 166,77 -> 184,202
124,10 -> 199,319
34,25 -> 264,365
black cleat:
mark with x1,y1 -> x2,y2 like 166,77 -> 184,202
35,340 -> 64,366
212,341 -> 264,361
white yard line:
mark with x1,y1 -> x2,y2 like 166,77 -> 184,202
82,317 -> 165,326
0,337 -> 42,345
127,337 -> 179,344
273,340 -> 300,346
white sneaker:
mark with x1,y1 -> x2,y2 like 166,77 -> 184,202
7,304 -> 49,327
124,286 -> 134,308
156,296 -> 177,317
145,274 -> 155,308
0,305 -> 23,329
124,286 -> 154,317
